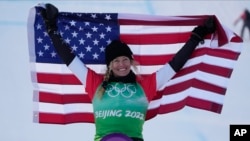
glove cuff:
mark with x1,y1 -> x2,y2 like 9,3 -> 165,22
191,33 -> 205,44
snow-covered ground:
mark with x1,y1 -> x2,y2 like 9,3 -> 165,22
0,1 -> 250,141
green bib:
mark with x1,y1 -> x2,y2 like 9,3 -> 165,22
92,82 -> 149,141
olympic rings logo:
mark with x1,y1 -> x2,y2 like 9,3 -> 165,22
105,83 -> 136,98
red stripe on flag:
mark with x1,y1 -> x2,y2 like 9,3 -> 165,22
38,112 -> 94,124
193,47 -> 241,60
120,33 -> 191,44
163,79 -> 227,95
37,73 -> 81,84
146,97 -> 222,120
186,97 -> 223,113
38,91 -> 91,104
133,54 -> 173,65
175,63 -> 234,78
119,18 -> 206,26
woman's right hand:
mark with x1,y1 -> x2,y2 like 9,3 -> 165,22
191,16 -> 216,42
41,3 -> 59,34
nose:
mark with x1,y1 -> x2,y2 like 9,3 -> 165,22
118,61 -> 124,66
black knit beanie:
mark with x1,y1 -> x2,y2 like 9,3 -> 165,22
105,40 -> 133,66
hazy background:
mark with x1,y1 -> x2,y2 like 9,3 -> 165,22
1,0 -> 250,141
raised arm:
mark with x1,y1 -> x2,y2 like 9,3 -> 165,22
41,3 -> 88,85
156,17 -> 216,90
234,11 -> 245,26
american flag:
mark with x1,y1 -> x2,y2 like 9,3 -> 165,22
27,5 -> 243,124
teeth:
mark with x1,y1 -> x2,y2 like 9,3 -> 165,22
119,68 -> 126,71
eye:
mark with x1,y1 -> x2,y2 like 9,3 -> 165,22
113,59 -> 119,63
123,58 -> 129,61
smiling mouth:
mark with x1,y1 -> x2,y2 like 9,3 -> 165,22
118,68 -> 126,71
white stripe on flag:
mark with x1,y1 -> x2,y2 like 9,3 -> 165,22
36,102 -> 93,114
165,71 -> 230,88
183,54 -> 238,69
118,13 -> 199,21
34,83 -> 86,94
121,25 -> 195,34
148,86 -> 225,110
129,43 -> 183,55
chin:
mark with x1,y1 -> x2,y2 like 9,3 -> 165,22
117,73 -> 129,77
114,71 -> 130,77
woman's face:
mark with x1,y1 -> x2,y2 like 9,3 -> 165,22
110,56 -> 131,77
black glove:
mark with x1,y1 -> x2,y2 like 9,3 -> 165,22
191,16 -> 216,42
41,3 -> 59,34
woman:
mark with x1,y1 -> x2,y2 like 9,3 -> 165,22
41,4 -> 215,141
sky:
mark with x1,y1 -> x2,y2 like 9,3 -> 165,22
0,0 -> 250,141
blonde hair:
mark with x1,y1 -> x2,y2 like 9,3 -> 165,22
97,59 -> 140,98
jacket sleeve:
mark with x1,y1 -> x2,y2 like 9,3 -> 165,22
48,31 -> 88,86
156,36 -> 200,90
